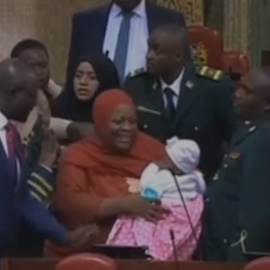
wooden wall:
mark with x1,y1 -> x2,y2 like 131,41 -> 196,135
0,0 -> 226,83
0,0 -> 107,83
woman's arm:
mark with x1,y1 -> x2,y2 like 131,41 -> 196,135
55,163 -> 163,225
55,163 -> 131,225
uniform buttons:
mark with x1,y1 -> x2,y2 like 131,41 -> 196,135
143,124 -> 148,129
205,197 -> 210,203
223,239 -> 228,244
194,126 -> 199,131
224,164 -> 228,168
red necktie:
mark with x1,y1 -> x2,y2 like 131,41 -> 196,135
5,122 -> 20,181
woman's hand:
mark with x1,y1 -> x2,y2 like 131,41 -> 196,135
126,177 -> 140,193
123,194 -> 166,222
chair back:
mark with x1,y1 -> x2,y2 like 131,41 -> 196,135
222,51 -> 250,76
244,257 -> 270,270
55,253 -> 117,270
188,26 -> 223,69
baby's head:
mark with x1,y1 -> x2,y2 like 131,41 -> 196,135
165,137 -> 200,175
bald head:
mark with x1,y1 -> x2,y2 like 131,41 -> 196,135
0,58 -> 36,92
146,24 -> 191,78
0,58 -> 38,122
242,67 -> 270,96
234,67 -> 270,120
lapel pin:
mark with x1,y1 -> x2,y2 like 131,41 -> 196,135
152,82 -> 158,90
186,81 -> 194,89
249,126 -> 256,132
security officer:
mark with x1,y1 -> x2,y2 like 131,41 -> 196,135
202,67 -> 270,262
124,24 -> 236,181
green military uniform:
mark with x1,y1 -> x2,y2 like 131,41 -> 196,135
124,65 -> 236,181
202,113 -> 270,262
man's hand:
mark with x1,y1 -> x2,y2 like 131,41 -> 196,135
67,122 -> 94,142
38,130 -> 59,169
66,225 -> 100,251
36,89 -> 51,128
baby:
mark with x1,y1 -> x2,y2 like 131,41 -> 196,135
107,137 -> 205,261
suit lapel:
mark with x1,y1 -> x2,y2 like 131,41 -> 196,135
147,78 -> 164,111
0,140 -> 13,191
174,67 -> 198,126
15,140 -> 26,191
90,4 -> 111,52
145,1 -> 158,33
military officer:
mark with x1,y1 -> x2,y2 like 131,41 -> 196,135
124,24 -> 236,181
202,67 -> 270,262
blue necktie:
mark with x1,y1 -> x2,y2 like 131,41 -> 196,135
164,87 -> 176,121
114,12 -> 133,84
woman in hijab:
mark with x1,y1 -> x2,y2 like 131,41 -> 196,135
45,90 -> 166,257
52,53 -> 120,122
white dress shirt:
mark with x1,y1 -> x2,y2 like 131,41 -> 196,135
102,0 -> 149,77
0,111 -> 9,155
160,69 -> 185,107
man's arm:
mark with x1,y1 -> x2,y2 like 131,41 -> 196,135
50,118 -> 94,141
28,164 -> 54,206
22,182 -> 67,245
238,130 -> 270,252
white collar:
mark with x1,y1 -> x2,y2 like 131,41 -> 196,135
0,111 -> 8,130
160,69 -> 185,96
111,0 -> 146,18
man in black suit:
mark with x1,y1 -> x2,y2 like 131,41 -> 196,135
124,25 -> 237,182
66,0 -> 186,86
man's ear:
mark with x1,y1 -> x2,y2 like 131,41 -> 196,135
264,103 -> 270,111
175,52 -> 182,65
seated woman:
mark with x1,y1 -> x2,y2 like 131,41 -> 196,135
52,53 -> 120,123
107,138 -> 205,260
45,90 -> 166,257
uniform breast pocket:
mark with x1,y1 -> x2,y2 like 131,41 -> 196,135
221,152 -> 243,197
136,108 -> 170,142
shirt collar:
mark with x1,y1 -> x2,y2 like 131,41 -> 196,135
160,69 -> 185,96
111,0 -> 146,18
0,111 -> 8,130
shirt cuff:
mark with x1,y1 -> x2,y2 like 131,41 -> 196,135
49,117 -> 72,139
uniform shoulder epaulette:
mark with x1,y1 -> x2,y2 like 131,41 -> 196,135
196,65 -> 223,81
127,68 -> 147,78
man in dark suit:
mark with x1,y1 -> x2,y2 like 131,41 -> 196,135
0,58 -> 98,256
67,0 -> 186,85
124,24 -> 236,182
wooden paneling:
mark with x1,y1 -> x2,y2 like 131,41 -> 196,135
156,0 -> 204,25
0,0 -> 108,83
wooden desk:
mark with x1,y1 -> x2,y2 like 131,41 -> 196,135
1,258 -> 245,270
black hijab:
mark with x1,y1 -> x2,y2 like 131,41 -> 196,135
52,53 -> 120,122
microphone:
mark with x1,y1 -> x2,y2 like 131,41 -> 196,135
169,229 -> 180,270
170,171 -> 202,260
